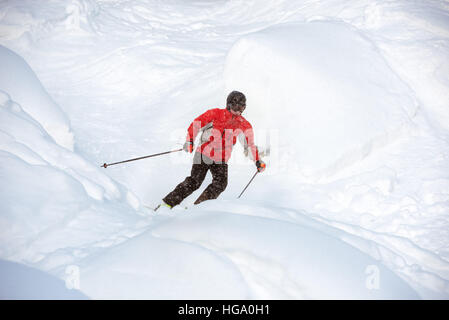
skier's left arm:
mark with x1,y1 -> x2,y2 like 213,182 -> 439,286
242,122 -> 266,173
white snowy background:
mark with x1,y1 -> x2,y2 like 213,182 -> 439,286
0,0 -> 448,299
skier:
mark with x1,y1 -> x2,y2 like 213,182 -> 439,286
155,91 -> 266,210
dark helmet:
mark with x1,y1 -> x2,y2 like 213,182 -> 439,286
226,91 -> 246,113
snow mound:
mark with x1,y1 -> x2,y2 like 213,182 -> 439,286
0,259 -> 88,299
79,204 -> 420,299
0,45 -> 74,150
79,229 -> 249,299
224,21 -> 418,178
0,51 -> 142,265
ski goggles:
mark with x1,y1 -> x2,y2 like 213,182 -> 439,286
230,104 -> 246,113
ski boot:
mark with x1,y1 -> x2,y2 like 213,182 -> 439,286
154,201 -> 172,212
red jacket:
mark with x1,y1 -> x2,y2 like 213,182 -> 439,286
186,108 -> 260,163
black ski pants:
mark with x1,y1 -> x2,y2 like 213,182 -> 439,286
163,152 -> 228,207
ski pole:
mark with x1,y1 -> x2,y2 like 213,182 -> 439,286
101,148 -> 183,168
237,171 -> 259,199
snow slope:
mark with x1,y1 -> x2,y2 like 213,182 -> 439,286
80,205 -> 420,299
0,45 -> 144,271
1,0 -> 449,299
0,45 -> 73,150
0,259 -> 88,299
225,20 -> 418,178
0,51 -> 418,298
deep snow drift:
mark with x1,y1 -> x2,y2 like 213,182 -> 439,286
0,259 -> 88,299
1,0 -> 449,299
0,43 -> 418,299
225,20 -> 418,178
0,46 -> 73,150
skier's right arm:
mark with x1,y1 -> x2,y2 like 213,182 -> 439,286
185,109 -> 217,143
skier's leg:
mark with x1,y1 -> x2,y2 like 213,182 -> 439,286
163,154 -> 208,207
194,162 -> 228,205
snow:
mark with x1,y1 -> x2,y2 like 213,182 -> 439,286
79,224 -> 250,299
0,259 -> 88,299
0,46 -> 74,150
224,20 -> 418,178
1,0 -> 449,299
75,205 -> 421,299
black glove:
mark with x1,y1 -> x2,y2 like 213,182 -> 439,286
183,141 -> 194,153
256,160 -> 266,172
